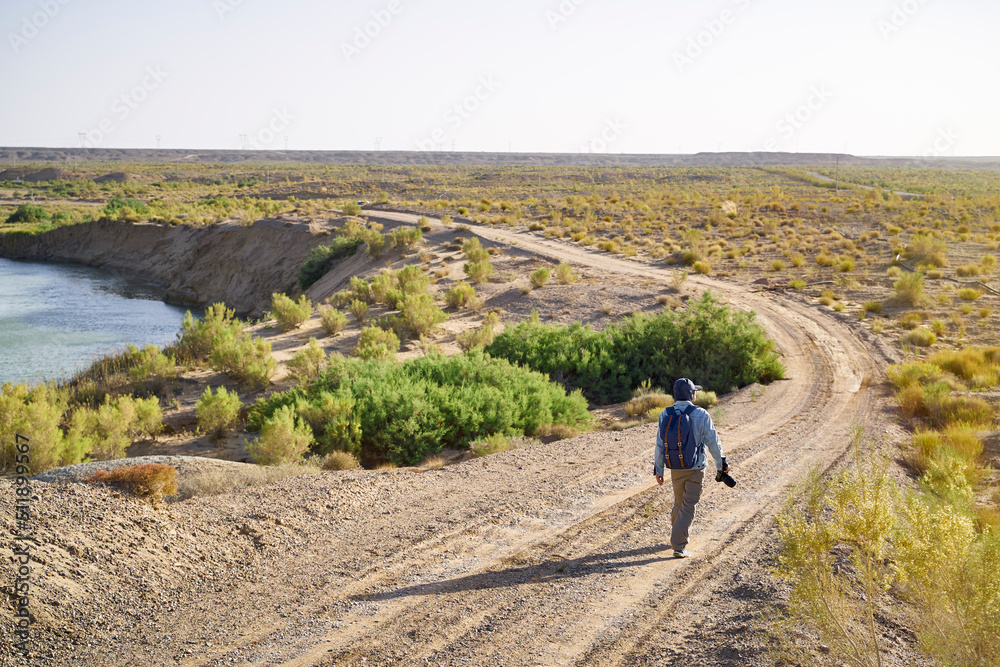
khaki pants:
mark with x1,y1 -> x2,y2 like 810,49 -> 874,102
669,468 -> 705,551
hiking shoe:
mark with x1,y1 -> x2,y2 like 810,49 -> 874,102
673,549 -> 690,559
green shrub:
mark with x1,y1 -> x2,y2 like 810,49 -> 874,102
904,328 -> 937,347
69,395 -> 162,462
692,260 -> 711,275
291,385 -> 361,457
248,350 -> 590,466
400,293 -> 447,337
464,260 -> 494,284
354,326 -> 400,361
555,262 -> 577,284
370,273 -> 392,304
624,386 -> 673,417
298,236 -> 363,290
887,361 -> 942,390
445,281 -> 477,309
247,404 -> 313,465
693,390 -> 718,408
957,288 -> 982,301
387,226 -> 422,247
530,267 -> 551,288
928,347 -> 1000,388
103,195 -> 148,219
5,203 -> 50,224
349,276 -> 373,303
904,233 -> 947,268
362,229 -> 386,257
0,382 -> 69,473
341,201 -> 362,216
176,304 -> 244,363
196,386 -> 242,442
456,312 -> 501,351
485,291 -> 784,404
323,450 -> 361,470
286,338 -> 328,383
85,463 -> 177,501
893,272 -> 926,306
395,265 -> 431,295
126,343 -> 177,394
349,298 -> 369,324
462,237 -> 490,262
319,307 -> 348,336
863,301 -> 883,315
271,293 -> 312,332
209,329 -> 277,390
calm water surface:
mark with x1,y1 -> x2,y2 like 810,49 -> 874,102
0,258 -> 190,386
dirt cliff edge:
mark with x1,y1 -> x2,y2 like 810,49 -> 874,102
0,217 -> 334,315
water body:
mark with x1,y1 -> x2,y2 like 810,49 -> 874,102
0,258 -> 191,386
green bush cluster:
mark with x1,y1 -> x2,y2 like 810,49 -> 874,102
0,383 -> 161,473
298,236 -> 363,290
485,291 -> 785,404
249,351 -> 590,466
5,203 -> 50,224
177,304 -> 276,389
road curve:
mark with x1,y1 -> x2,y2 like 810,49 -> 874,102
14,213 -> 887,667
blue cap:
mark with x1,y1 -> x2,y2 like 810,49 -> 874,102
672,378 -> 703,401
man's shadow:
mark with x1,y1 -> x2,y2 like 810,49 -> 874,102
356,544 -> 676,602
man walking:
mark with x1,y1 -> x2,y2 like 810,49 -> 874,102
654,378 -> 729,558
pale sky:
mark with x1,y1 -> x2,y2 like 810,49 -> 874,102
1,0 -> 996,156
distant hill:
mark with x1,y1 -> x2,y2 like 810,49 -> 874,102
1,147 -> 998,170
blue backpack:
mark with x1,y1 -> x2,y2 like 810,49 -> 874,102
658,404 -> 699,469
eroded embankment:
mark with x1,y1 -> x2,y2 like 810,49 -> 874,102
0,218 -> 335,315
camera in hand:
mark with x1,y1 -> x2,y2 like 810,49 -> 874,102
715,457 -> 736,487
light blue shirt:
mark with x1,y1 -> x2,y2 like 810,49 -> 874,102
654,400 -> 725,475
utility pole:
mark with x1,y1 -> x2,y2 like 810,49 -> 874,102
373,137 -> 382,151
156,135 -> 162,150
78,132 -> 87,149
284,136 -> 289,151
239,134 -> 248,150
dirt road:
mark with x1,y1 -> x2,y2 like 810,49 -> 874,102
2,214 -> 889,666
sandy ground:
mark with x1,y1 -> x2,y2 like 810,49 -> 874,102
0,212 -> 929,666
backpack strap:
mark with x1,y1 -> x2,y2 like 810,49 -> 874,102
682,405 -> 697,416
